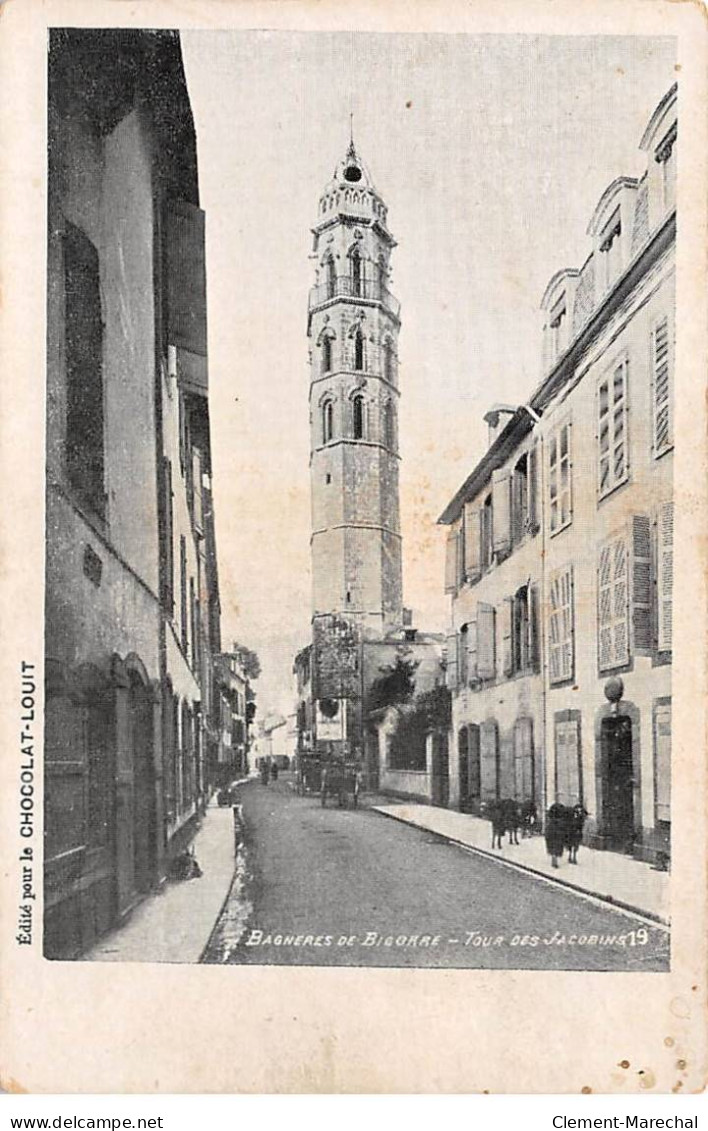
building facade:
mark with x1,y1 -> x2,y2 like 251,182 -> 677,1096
45,29 -> 223,957
439,85 -> 676,866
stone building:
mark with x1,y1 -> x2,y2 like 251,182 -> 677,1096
439,85 -> 676,865
44,29 -> 224,957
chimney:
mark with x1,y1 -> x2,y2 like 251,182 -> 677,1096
483,404 -> 517,447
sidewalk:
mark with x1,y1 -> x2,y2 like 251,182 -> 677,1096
85,802 -> 238,963
371,802 -> 670,925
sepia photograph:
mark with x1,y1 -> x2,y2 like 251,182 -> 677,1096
2,0 -> 707,1097
44,26 -> 676,972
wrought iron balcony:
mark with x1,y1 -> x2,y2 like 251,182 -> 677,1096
309,275 -> 400,321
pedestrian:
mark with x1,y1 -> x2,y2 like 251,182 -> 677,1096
270,761 -> 279,782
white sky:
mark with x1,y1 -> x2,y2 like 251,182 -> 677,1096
182,31 -> 675,716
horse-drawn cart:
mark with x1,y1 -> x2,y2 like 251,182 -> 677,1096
320,760 -> 361,808
296,755 -> 322,796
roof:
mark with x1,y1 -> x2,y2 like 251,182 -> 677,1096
438,209 -> 675,526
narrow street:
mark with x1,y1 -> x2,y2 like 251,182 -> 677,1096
203,778 -> 669,970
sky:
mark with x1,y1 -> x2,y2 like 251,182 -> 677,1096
181,31 -> 676,717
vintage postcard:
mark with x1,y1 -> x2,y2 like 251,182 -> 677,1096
0,0 -> 706,1095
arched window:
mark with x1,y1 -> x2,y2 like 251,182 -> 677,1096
383,400 -> 395,449
353,326 -> 364,372
324,255 -> 336,299
350,246 -> 363,297
352,395 -> 365,440
376,254 -> 386,296
383,336 -> 394,383
322,400 -> 334,444
321,334 -> 333,373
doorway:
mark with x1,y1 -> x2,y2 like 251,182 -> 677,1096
130,677 -> 157,895
602,715 -> 635,853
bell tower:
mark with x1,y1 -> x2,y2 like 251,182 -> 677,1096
307,139 -> 403,642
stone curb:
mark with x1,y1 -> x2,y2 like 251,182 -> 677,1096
371,806 -> 670,931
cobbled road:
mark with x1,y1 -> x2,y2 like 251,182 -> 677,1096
202,777 -> 669,971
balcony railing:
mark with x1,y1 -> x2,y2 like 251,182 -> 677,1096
309,275 -> 400,320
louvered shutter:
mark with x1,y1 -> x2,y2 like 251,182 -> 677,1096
492,469 -> 512,556
612,538 -> 629,666
466,620 -> 478,684
561,568 -> 574,681
657,501 -> 674,651
652,318 -> 672,455
630,515 -> 652,652
445,632 -> 459,691
528,442 -> 539,531
654,702 -> 671,822
480,721 -> 499,802
597,544 -> 614,671
502,596 -> 514,676
464,503 -> 482,581
529,584 -> 541,672
514,718 -> 534,802
444,530 -> 458,594
477,603 -> 496,681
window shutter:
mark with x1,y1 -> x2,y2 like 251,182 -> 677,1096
491,469 -> 512,556
445,632 -> 458,691
630,515 -> 652,652
480,721 -> 499,802
657,501 -> 674,652
464,503 -> 482,581
562,568 -> 574,681
165,201 -> 208,392
444,530 -> 458,594
502,596 -> 514,676
477,602 -> 496,681
514,719 -> 534,802
612,538 -> 629,666
654,701 -> 671,822
529,584 -> 541,672
528,443 -> 539,531
466,620 -> 478,683
162,458 -> 174,616
652,318 -> 672,455
597,544 -> 613,671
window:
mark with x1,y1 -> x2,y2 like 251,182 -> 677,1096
512,586 -> 529,672
352,394 -> 365,440
555,715 -> 582,807
600,210 -> 622,290
654,699 -> 671,823
481,494 -> 493,568
376,254 -> 386,296
322,399 -> 334,444
324,254 -> 336,299
63,222 -> 105,516
353,326 -> 364,371
549,298 -> 567,362
506,584 -> 539,677
350,246 -> 363,297
321,334 -> 333,373
548,566 -> 574,684
549,421 -> 572,534
652,318 -> 673,456
383,400 -> 394,448
655,123 -> 677,214
383,336 -> 395,383
598,359 -> 629,499
597,537 -> 628,671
